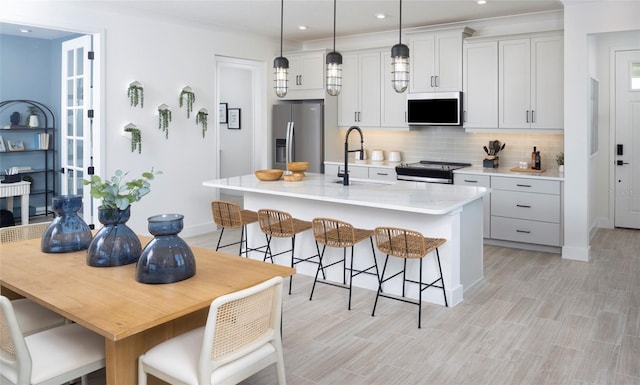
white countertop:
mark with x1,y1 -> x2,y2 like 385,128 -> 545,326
454,166 -> 564,181
203,173 -> 489,216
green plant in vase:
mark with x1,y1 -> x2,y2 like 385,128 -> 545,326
124,123 -> 142,154
127,81 -> 144,108
26,106 -> 40,128
555,152 -> 564,166
158,104 -> 171,139
179,86 -> 195,118
83,168 -> 161,267
196,108 -> 208,138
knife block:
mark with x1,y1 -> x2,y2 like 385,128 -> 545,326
483,157 -> 499,168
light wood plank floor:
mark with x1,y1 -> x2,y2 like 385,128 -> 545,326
88,226 -> 640,385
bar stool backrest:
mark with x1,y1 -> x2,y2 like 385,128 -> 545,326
211,201 -> 243,229
312,218 -> 357,248
257,209 -> 295,238
374,227 -> 428,259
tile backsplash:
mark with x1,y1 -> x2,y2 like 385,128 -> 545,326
342,127 -> 564,170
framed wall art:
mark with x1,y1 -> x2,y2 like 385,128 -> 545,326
219,103 -> 228,124
228,108 -> 241,129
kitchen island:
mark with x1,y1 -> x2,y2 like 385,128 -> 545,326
203,173 -> 489,306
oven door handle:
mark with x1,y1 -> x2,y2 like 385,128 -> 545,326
396,175 -> 452,184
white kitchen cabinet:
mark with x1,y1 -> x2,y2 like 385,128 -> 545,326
489,176 -> 562,246
463,41 -> 498,129
498,34 -> 563,130
408,28 -> 472,93
338,50 -> 381,127
324,163 -> 396,181
281,50 -> 325,100
381,51 -> 408,128
453,174 -> 491,238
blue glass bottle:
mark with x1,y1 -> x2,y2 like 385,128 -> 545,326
86,206 -> 141,267
136,214 -> 196,284
41,195 -> 92,253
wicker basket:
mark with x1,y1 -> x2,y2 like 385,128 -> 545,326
254,169 -> 283,181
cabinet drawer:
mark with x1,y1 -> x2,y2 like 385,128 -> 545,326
491,176 -> 560,194
454,174 -> 490,187
491,216 -> 560,246
491,190 -> 560,222
368,167 -> 396,181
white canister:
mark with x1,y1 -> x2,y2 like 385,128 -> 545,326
370,149 -> 384,161
388,151 -> 401,162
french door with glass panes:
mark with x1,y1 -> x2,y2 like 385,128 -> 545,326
61,35 -> 96,224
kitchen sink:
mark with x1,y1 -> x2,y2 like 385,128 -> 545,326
331,178 -> 396,186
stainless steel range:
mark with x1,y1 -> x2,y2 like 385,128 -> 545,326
396,160 -> 471,184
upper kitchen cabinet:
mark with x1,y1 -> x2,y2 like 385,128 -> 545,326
381,51 -> 408,128
408,28 -> 473,94
498,33 -> 563,131
463,40 -> 499,129
338,50 -> 381,128
280,50 -> 326,100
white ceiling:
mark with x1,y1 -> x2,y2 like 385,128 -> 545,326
2,0 -> 563,41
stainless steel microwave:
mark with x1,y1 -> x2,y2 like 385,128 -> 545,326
407,92 -> 463,126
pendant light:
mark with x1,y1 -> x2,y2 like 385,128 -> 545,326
274,0 -> 289,98
391,0 -> 409,93
326,0 -> 342,96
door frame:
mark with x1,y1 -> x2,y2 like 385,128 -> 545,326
214,55 -> 267,179
609,46 -> 640,228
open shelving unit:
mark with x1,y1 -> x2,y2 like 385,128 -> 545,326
0,100 -> 56,222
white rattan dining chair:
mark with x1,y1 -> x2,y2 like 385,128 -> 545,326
138,276 -> 286,385
0,222 -> 66,336
0,296 -> 105,385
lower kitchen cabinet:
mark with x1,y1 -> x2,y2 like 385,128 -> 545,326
489,176 -> 562,247
324,163 -> 396,181
454,172 -> 563,249
368,167 -> 396,181
453,174 -> 490,238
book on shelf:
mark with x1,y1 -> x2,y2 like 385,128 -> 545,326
33,133 -> 49,150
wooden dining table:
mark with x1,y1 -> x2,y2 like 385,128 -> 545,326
0,236 -> 295,385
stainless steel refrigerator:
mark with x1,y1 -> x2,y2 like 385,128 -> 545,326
272,101 -> 324,173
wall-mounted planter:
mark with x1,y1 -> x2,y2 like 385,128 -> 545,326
179,86 -> 195,118
127,81 -> 144,108
123,123 -> 142,154
196,108 -> 208,138
158,104 -> 172,139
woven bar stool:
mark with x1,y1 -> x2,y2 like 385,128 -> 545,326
257,208 -> 316,295
372,226 -> 448,328
211,200 -> 262,257
309,218 -> 379,310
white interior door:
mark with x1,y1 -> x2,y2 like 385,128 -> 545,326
614,49 -> 640,228
61,35 -> 93,222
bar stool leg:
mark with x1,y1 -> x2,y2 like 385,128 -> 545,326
372,255 -> 390,317
436,248 -> 448,307
348,245 -> 355,310
263,234 -> 274,263
288,235 -> 296,295
215,228 -> 226,251
309,242 -> 326,301
239,225 -> 246,256
418,258 -> 423,329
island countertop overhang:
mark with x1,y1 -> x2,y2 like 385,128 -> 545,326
202,173 -> 489,216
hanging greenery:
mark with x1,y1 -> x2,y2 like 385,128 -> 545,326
158,104 -> 172,139
196,108 -> 208,138
127,81 -> 144,108
179,86 -> 195,118
124,123 -> 142,154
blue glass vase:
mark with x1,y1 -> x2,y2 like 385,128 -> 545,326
41,195 -> 92,253
136,214 -> 196,284
86,206 -> 141,267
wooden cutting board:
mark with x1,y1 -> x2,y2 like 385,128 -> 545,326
509,167 -> 546,173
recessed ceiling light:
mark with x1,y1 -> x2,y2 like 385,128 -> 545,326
298,25 -> 307,30
19,28 -> 32,33
375,13 -> 386,19
477,0 -> 487,4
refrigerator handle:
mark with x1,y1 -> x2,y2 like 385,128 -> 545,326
286,122 -> 294,166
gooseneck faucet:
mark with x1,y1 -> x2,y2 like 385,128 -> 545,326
339,126 -> 364,186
